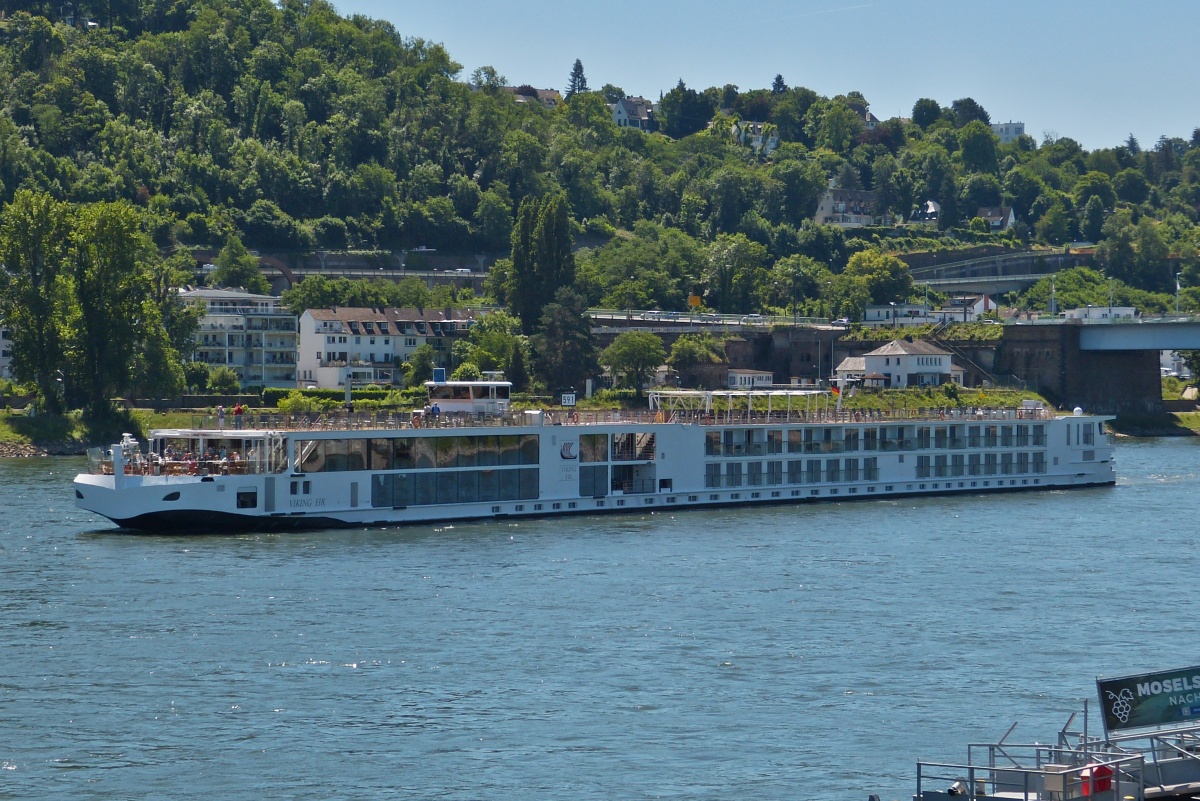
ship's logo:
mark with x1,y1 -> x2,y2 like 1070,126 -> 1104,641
1107,688 -> 1134,724
560,442 -> 577,460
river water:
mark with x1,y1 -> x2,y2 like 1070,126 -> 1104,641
2,438 -> 1197,800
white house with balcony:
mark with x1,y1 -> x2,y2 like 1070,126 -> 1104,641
836,339 -> 963,388
298,307 -> 477,389
182,288 -> 298,389
814,187 -> 881,228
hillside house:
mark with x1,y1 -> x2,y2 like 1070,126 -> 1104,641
612,97 -> 656,131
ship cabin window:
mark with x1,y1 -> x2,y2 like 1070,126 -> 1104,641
863,428 -> 878,451
916,427 -> 931,449
767,430 -> 783,455
706,431 -> 721,456
787,430 -> 804,453
236,489 -> 257,509
843,429 -> 859,452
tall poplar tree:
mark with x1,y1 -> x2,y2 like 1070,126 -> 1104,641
507,195 -> 576,334
0,191 -> 72,413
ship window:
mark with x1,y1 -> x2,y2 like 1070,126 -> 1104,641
497,436 -> 520,466
580,465 -> 608,497
298,440 -> 326,473
163,491 -> 180,501
519,435 -> 539,465
457,471 -> 479,503
236,490 -> 257,509
414,473 -> 436,505
436,437 -> 459,468
370,439 -> 393,470
580,434 -> 608,462
412,438 -> 436,469
478,469 -> 498,502
568,502 -> 576,509
393,438 -> 414,469
475,435 -> 498,466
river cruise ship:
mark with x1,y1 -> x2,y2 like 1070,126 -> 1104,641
73,382 -> 1116,531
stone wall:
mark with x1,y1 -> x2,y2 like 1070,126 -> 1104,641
995,324 -> 1161,414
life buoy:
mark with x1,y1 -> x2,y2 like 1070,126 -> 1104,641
570,411 -> 580,424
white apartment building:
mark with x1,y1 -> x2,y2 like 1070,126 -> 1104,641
991,121 -> 1025,144
298,307 -> 476,389
182,288 -> 298,390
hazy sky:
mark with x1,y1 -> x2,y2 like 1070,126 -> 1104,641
332,0 -> 1199,152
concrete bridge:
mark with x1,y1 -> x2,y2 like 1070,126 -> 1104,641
1066,318 -> 1200,350
912,251 -> 1087,295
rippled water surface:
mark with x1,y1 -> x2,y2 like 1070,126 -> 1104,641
2,439 -> 1198,800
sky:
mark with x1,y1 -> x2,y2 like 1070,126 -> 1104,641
332,0 -> 1200,152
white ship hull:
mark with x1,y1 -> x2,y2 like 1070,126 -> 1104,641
74,410 -> 1117,532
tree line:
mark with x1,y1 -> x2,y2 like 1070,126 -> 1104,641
2,1 -> 1200,406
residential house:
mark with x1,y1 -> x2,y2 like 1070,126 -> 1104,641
976,206 -> 1016,232
297,307 -> 477,389
612,97 -> 656,131
814,186 -> 881,228
836,339 -> 963,388
990,121 -> 1025,144
502,86 -> 562,110
911,199 -> 940,224
182,288 -> 298,389
942,294 -> 998,322
727,368 -> 774,389
732,120 -> 779,155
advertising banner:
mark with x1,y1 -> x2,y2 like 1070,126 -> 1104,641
1098,666 -> 1200,733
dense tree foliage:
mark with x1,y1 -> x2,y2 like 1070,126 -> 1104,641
1,0 -> 1200,408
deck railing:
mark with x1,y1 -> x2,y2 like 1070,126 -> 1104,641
181,406 -> 1060,434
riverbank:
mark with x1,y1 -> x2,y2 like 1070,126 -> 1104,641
1110,412 -> 1200,437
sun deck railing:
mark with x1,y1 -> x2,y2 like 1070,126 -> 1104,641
179,406 -> 1060,433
